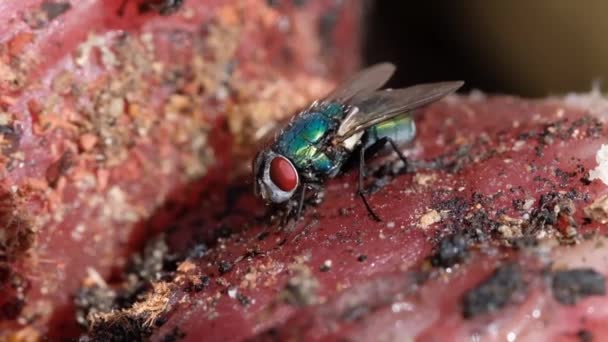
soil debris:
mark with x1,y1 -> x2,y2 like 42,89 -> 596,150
431,233 -> 469,268
462,263 -> 524,318
551,268 -> 606,305
280,264 -> 318,307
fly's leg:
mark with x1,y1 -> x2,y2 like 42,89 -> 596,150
385,137 -> 409,171
278,185 -> 306,231
294,185 -> 307,222
358,144 -> 382,222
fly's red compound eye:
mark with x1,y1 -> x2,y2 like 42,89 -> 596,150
269,156 -> 298,192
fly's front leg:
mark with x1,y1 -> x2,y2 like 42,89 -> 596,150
294,185 -> 307,222
358,144 -> 382,222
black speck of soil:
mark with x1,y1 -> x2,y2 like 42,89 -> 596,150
237,293 -> 252,307
527,191 -> 570,235
139,0 -> 184,15
319,263 -> 331,272
266,0 -> 279,7
461,263 -> 524,319
0,124 -> 20,156
357,254 -> 367,262
341,305 -> 370,322
555,168 -> 577,186
580,174 -> 592,186
0,264 -> 10,284
187,243 -> 208,259
257,231 -> 270,241
577,329 -> 593,342
45,151 -> 74,188
160,326 -> 187,342
200,275 -> 211,287
214,226 -> 232,240
41,1 -> 71,21
23,1 -> 71,29
0,297 -> 24,320
281,268 -> 318,307
512,198 -> 525,212
189,275 -> 211,293
218,261 -> 233,275
551,268 -> 606,305
431,233 -> 469,268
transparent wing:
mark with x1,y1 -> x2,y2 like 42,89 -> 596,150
336,81 -> 464,141
325,62 -> 396,102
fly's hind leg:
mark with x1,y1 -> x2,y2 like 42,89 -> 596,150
385,137 -> 409,171
358,144 -> 382,222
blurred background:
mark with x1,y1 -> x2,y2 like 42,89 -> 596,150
363,1 -> 606,97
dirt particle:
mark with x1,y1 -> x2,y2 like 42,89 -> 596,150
75,284 -> 117,327
580,175 -> 592,186
462,263 -> 524,319
414,173 -> 437,186
584,195 -> 608,224
357,255 -> 367,262
160,326 -> 186,342
236,293 -> 252,307
497,216 -> 524,240
0,297 -> 25,320
0,190 -> 35,261
24,1 -> 71,28
0,123 -> 21,156
319,259 -> 332,272
266,0 -> 279,7
45,151 -> 74,188
551,268 -> 606,305
431,233 -> 468,268
218,261 -> 233,275
139,0 -> 184,15
577,329 -> 593,342
200,276 -> 211,287
128,235 -> 173,283
280,264 -> 318,307
419,209 -> 442,229
84,282 -> 171,340
41,1 -> 71,21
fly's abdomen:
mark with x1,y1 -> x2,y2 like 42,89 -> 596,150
364,114 -> 416,148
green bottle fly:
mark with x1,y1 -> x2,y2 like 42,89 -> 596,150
253,63 -> 463,221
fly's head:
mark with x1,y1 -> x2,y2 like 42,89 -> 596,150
253,149 -> 299,204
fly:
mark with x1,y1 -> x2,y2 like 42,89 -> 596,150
253,62 -> 464,222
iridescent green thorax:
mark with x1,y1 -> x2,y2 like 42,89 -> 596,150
274,102 -> 348,181
274,101 -> 416,183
